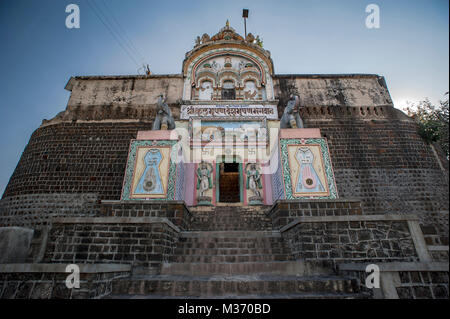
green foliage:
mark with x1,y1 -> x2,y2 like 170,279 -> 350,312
405,92 -> 449,157
255,35 -> 263,48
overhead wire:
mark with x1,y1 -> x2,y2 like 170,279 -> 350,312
99,0 -> 147,65
86,0 -> 142,70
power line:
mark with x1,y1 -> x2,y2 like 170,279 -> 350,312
87,0 -> 140,67
86,0 -> 141,69
94,0 -> 145,65
99,0 -> 146,65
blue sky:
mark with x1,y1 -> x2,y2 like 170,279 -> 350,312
0,0 -> 448,196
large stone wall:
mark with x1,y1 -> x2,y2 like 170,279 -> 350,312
44,74 -> 391,125
270,200 -> 438,267
295,105 -> 449,244
281,217 -> 418,264
339,262 -> 449,299
2,122 -> 153,201
0,264 -> 130,299
0,193 -> 99,228
42,75 -> 184,126
268,199 -> 363,230
297,106 -> 449,216
100,201 -> 192,231
2,75 -> 448,243
396,269 -> 449,299
273,74 -> 393,110
43,217 -> 180,275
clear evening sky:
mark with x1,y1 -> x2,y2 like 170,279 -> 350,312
0,0 -> 448,196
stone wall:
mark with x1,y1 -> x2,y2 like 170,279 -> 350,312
0,264 -> 130,299
4,106 -> 447,231
42,75 -> 184,126
55,74 -> 391,126
0,193 -> 99,228
281,217 -> 418,264
268,199 -> 363,230
100,201 -> 192,231
0,227 -> 34,263
1,74 -> 448,249
2,122 -> 153,201
273,75 -> 393,111
419,211 -> 449,247
297,106 -> 449,220
293,105 -> 449,246
396,270 -> 449,299
43,217 -> 180,274
339,262 -> 449,299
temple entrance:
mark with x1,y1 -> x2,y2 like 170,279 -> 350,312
217,162 -> 241,203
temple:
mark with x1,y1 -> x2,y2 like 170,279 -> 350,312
0,22 -> 448,299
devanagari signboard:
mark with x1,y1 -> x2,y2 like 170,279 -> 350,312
180,104 -> 278,120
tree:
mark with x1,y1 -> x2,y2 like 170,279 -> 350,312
404,92 -> 449,158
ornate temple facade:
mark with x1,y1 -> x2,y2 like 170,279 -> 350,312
0,22 -> 448,299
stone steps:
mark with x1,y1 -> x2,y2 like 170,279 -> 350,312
174,248 -> 291,255
105,292 -> 368,299
109,274 -> 361,298
171,231 -> 293,263
102,205 -> 367,299
189,224 -> 272,231
170,254 -> 293,263
161,260 -> 334,276
180,230 -> 280,238
189,206 -> 273,231
178,243 -> 288,249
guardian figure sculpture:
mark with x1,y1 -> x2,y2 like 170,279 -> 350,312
280,94 -> 304,129
152,94 -> 175,130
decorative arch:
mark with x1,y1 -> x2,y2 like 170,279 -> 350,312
195,74 -> 217,88
240,73 -> 262,88
218,73 -> 239,88
187,49 -> 269,86
183,46 -> 275,101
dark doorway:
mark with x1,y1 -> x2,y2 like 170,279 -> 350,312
221,81 -> 236,100
219,162 -> 240,202
221,88 -> 236,100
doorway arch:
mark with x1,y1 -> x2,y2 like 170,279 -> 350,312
215,155 -> 243,203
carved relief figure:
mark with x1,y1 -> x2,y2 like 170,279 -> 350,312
196,161 -> 213,198
152,95 -> 175,130
244,80 -> 258,100
295,147 -> 324,193
246,163 -> 263,199
280,95 -> 304,129
135,149 -> 164,194
199,81 -> 213,100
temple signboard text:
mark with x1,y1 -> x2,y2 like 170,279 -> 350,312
180,104 -> 278,120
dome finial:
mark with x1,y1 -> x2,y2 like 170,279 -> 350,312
226,19 -> 230,28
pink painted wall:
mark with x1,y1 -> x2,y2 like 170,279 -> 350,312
263,170 -> 273,205
279,128 -> 321,139
136,130 -> 179,140
184,162 -> 196,206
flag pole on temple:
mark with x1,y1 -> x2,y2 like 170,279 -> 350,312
243,9 -> 249,39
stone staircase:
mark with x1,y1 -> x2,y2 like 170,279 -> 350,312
163,231 -> 294,274
189,205 -> 273,231
109,275 -> 362,299
106,206 -> 366,299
